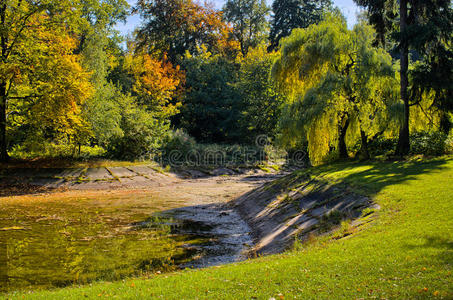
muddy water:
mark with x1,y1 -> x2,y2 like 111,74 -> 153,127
0,181 -> 257,292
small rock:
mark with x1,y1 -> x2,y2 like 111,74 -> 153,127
211,168 -> 236,176
186,169 -> 208,178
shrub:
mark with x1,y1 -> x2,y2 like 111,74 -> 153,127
10,142 -> 105,159
106,96 -> 170,160
160,131 -> 290,167
368,137 -> 398,157
368,131 -> 449,157
410,131 -> 447,156
161,130 -> 197,157
445,132 -> 453,154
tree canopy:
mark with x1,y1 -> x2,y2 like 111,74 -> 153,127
1,0 -> 451,163
0,0 -> 94,160
223,0 -> 270,56
272,15 -> 398,163
268,0 -> 331,51
354,0 -> 453,155
135,0 -> 238,62
180,48 -> 241,143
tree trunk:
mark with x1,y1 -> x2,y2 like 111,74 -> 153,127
439,111 -> 452,134
0,82 -> 8,162
338,117 -> 350,159
358,129 -> 370,160
0,2 -> 8,162
396,0 -> 410,156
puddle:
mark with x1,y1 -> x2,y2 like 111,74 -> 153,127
158,203 -> 253,269
0,192 -> 252,292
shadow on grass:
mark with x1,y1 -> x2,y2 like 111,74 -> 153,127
404,235 -> 453,266
231,157 -> 451,254
404,235 -> 453,298
318,157 -> 450,197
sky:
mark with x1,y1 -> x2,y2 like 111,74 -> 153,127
115,0 -> 361,37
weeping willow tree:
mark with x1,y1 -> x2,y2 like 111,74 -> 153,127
272,14 -> 399,164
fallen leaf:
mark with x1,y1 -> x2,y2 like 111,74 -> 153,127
0,226 -> 27,231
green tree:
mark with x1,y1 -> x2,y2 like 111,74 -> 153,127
81,31 -> 122,147
180,47 -> 242,143
77,0 -> 129,148
93,47 -> 184,159
76,0 -> 128,53
237,44 -> 285,141
268,0 -> 331,51
223,0 -> 270,56
354,0 -> 453,155
410,49 -> 453,134
272,15 -> 398,163
105,93 -> 169,160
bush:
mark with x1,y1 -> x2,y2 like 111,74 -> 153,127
410,131 -> 447,156
106,95 -> 170,160
161,130 -> 197,157
368,137 -> 398,157
160,131 -> 288,167
10,142 -> 105,159
368,131 -> 449,157
445,132 -> 453,154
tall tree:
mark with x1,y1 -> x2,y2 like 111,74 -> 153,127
237,44 -> 285,141
272,15 -> 398,163
135,0 -> 235,63
408,3 -> 453,134
223,0 -> 270,56
78,0 -> 131,148
268,0 -> 331,51
0,0 -> 92,162
354,0 -> 453,156
76,0 -> 128,52
180,48 -> 241,143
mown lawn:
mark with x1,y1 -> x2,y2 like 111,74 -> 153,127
5,157 -> 453,299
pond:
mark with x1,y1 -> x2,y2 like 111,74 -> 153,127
0,191 -> 252,292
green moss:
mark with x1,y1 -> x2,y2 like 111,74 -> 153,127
317,210 -> 345,233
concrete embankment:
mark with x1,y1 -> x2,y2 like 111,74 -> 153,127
233,171 -> 377,255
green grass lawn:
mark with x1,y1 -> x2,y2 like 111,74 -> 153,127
5,157 -> 453,299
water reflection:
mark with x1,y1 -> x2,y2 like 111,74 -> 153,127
0,195 -> 214,292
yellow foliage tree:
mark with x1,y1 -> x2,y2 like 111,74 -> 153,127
0,1 -> 93,160
272,15 -> 399,164
125,51 -> 184,120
